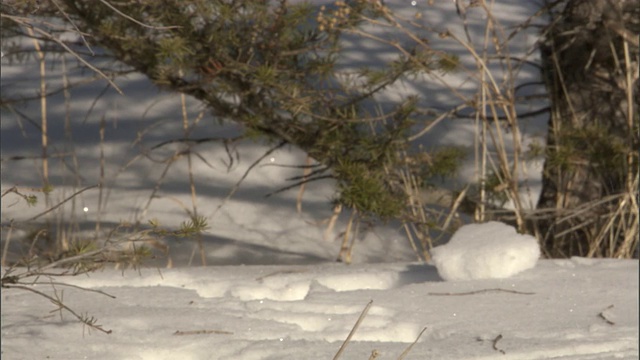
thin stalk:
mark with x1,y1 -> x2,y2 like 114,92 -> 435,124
333,300 -> 373,360
338,209 -> 357,264
27,28 -> 49,196
180,76 -> 203,266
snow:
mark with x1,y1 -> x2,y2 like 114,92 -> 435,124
1,0 -> 639,359
431,221 -> 540,281
2,259 -> 639,359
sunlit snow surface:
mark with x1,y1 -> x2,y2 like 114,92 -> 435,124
2,259 -> 638,359
432,221 -> 540,281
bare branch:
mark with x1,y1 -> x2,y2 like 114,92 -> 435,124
98,0 -> 181,30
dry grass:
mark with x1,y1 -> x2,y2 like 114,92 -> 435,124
343,1 -> 544,258
351,0 -> 638,259
535,0 -> 638,258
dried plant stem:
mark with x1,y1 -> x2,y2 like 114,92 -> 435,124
428,288 -> 535,296
3,283 -> 112,334
179,81 -> 204,266
296,156 -> 313,213
397,327 -> 428,360
173,329 -> 233,336
442,185 -> 469,231
338,209 -> 358,264
141,155 -> 180,219
96,116 -> 106,236
61,55 -> 81,252
3,14 -> 123,94
1,221 -> 14,267
27,28 -> 49,194
333,300 -> 373,360
398,161 -> 433,261
210,141 -> 286,218
324,204 -> 342,242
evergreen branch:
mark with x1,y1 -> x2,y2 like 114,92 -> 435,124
264,175 -> 334,198
3,283 -> 112,334
1,13 -> 124,94
285,166 -> 330,181
97,0 -> 180,30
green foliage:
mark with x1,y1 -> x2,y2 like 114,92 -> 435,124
429,147 -> 466,180
68,239 -> 98,255
1,187 -> 40,207
484,170 -> 509,206
548,123 -> 633,187
410,146 -> 466,186
177,216 -> 209,238
110,244 -> 153,270
42,184 -> 54,194
65,240 -> 102,272
334,159 -> 405,219
149,216 -> 209,238
526,139 -> 545,159
25,195 -> 38,207
157,36 -> 194,67
437,53 -> 460,74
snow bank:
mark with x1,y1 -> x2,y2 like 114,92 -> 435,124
431,221 -> 540,281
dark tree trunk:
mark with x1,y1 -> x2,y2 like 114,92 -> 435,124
537,0 -> 639,257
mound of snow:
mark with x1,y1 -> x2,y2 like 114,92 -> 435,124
431,221 -> 540,281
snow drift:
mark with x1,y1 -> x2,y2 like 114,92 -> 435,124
431,221 -> 540,281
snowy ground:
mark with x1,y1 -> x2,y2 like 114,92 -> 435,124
1,0 -> 638,359
2,258 -> 638,359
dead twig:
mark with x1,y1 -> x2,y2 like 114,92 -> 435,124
397,326 -> 428,360
254,269 -> 308,282
333,300 -> 373,360
210,141 -> 287,217
598,305 -> 615,325
173,329 -> 233,336
4,283 -> 112,334
2,14 -> 124,94
428,288 -> 535,296
492,334 -> 506,354
21,185 -> 99,223
98,0 -> 180,30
